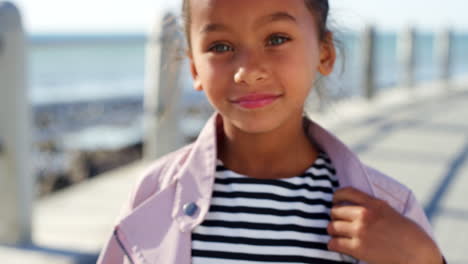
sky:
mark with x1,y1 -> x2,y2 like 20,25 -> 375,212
8,0 -> 468,34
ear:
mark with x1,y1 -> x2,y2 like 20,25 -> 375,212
318,32 -> 336,76
188,53 -> 203,91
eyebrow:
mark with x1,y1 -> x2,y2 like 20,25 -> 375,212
260,11 -> 297,26
199,11 -> 297,34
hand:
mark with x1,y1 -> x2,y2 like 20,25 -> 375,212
327,187 -> 444,264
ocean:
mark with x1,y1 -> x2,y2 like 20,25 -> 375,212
30,34 -> 147,105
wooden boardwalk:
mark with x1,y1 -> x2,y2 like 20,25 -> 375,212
2,77 -> 468,263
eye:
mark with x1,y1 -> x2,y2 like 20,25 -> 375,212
267,34 -> 291,46
208,43 -> 233,53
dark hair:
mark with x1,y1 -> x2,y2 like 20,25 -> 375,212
182,0 -> 331,52
303,0 -> 330,41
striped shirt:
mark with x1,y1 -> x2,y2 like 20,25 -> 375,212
192,153 -> 357,264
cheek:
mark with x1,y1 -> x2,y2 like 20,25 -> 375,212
273,48 -> 318,90
196,59 -> 222,82
204,63 -> 232,91
198,59 -> 233,99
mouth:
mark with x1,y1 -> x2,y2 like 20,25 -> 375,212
230,93 -> 283,109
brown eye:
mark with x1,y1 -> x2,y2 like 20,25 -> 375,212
268,35 -> 291,46
209,43 -> 233,53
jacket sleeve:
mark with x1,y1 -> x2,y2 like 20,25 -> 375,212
365,165 -> 434,237
402,190 -> 434,238
403,191 -> 448,263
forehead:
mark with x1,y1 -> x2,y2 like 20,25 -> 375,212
189,0 -> 312,32
192,0 -> 305,10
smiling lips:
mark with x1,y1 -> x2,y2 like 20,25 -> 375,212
230,93 -> 283,109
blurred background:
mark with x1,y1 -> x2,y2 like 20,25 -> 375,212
1,0 -> 467,263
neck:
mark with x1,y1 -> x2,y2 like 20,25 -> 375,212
218,114 -> 318,179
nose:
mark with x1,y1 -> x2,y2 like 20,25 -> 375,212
233,50 -> 269,85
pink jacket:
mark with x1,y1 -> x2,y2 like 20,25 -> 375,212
97,113 -> 434,264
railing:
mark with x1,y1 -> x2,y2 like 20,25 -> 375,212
361,25 -> 454,98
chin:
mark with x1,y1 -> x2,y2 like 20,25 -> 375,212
229,114 -> 285,135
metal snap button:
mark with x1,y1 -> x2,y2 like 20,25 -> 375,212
183,202 -> 198,217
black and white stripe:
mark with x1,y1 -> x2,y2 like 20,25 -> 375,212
192,153 -> 357,264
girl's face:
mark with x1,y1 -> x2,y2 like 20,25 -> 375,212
189,0 -> 335,134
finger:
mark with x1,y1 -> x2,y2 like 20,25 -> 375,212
333,187 -> 375,206
330,205 -> 366,221
327,220 -> 354,238
328,237 -> 358,257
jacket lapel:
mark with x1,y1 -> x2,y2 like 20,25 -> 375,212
304,117 -> 376,196
171,113 -> 220,232
115,114 -> 220,263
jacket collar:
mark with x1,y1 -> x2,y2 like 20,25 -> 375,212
302,116 -> 375,195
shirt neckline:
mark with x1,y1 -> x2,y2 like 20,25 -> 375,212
215,151 -> 334,181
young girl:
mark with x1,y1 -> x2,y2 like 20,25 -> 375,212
98,0 -> 445,263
